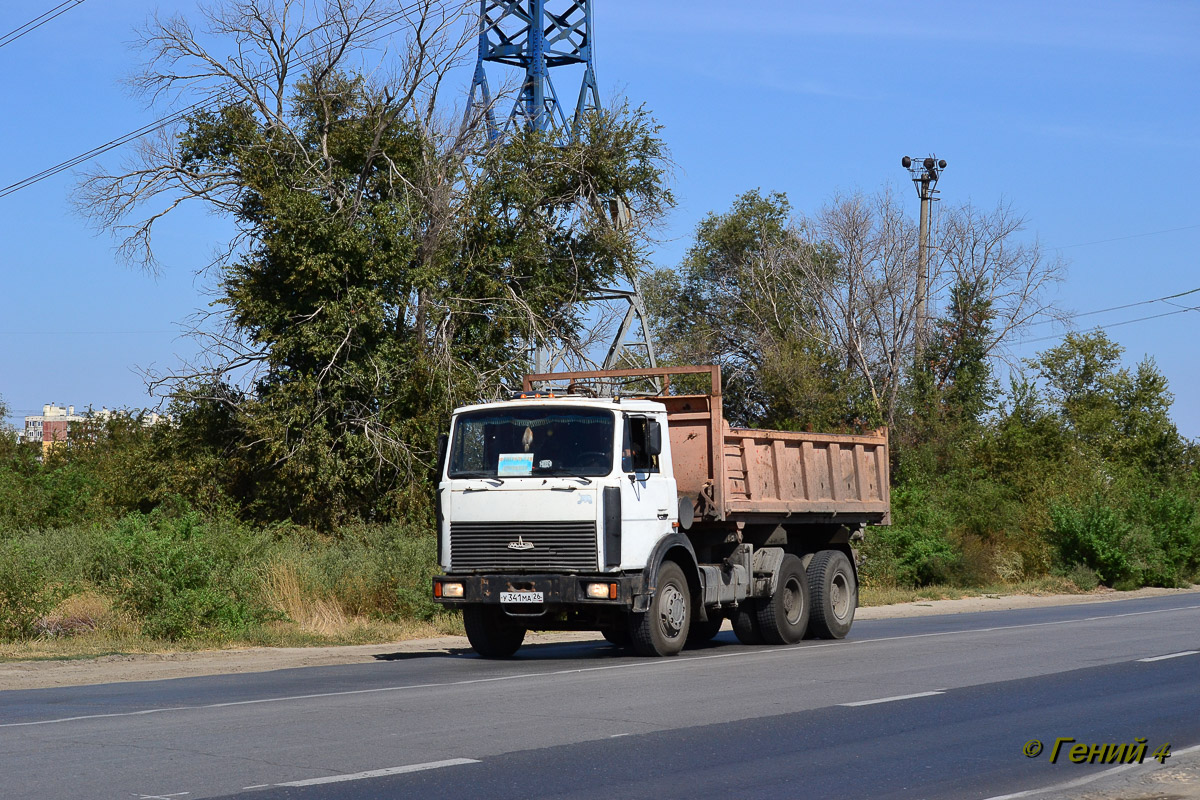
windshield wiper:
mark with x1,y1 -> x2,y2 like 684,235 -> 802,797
451,471 -> 504,485
534,471 -> 595,484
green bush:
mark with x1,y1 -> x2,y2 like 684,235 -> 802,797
1128,488 -> 1200,587
1048,498 -> 1132,586
0,541 -> 71,640
1048,488 -> 1200,588
90,511 -> 276,639
861,482 -> 960,587
1065,563 -> 1100,592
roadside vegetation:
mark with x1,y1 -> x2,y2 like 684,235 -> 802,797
2,0 -> 1197,655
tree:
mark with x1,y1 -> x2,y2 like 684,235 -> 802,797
79,0 -> 673,525
922,277 -> 997,424
647,188 -> 1062,431
1033,332 -> 1184,476
644,190 -> 796,424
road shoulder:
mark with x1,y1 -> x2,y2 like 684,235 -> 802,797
3,586 -> 1198,692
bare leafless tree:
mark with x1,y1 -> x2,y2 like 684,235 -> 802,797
731,190 -> 1064,426
81,0 -> 475,270
933,200 -> 1067,361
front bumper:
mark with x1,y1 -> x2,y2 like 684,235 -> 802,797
432,573 -> 644,609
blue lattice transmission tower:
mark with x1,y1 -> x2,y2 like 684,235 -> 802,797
467,0 -> 656,374
467,0 -> 601,144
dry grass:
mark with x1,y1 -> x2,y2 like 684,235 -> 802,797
261,558 -> 355,636
0,577 -> 464,663
859,576 -> 1085,607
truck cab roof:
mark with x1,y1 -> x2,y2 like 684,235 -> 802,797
451,395 -> 667,416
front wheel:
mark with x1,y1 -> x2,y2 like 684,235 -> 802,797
806,550 -> 857,639
463,605 -> 526,658
629,561 -> 691,656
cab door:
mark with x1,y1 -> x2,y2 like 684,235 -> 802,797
617,413 -> 677,570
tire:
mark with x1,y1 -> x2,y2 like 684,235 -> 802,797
629,561 -> 691,656
462,604 -> 526,658
602,620 -> 632,648
806,549 -> 857,639
755,554 -> 811,645
731,602 -> 763,645
685,611 -> 724,647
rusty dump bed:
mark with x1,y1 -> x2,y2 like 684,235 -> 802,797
523,365 -> 890,526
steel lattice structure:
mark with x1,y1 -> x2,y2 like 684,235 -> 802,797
467,0 -> 601,144
467,1 -> 655,377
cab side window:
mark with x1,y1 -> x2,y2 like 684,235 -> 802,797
622,417 -> 658,473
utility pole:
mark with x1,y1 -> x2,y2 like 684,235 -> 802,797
901,155 -> 946,359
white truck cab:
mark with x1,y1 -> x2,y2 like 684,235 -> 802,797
433,367 -> 889,659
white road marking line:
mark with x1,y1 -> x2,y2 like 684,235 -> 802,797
241,785 -> 271,791
853,604 -> 1200,647
1138,650 -> 1199,662
982,742 -> 1200,800
840,691 -> 945,706
609,733 -> 631,738
6,602 -> 1199,730
274,758 -> 479,787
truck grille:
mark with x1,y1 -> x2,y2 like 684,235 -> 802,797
449,521 -> 598,572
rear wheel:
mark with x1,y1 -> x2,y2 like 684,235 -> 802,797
462,605 -> 526,658
731,601 -> 763,645
755,554 -> 811,644
685,611 -> 724,647
629,561 -> 690,656
806,550 -> 857,639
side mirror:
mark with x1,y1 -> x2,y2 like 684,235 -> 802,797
645,420 -> 662,457
436,433 -> 449,478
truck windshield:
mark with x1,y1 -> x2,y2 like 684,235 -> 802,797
448,406 -> 615,479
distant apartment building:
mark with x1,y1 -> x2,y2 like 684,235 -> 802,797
22,404 -> 166,455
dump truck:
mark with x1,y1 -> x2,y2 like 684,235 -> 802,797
432,365 -> 890,657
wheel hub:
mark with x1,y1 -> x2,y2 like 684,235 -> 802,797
782,577 -> 803,624
831,573 -> 850,619
659,584 -> 686,635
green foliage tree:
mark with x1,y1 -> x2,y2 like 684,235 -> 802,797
644,190 -> 870,429
79,3 -> 672,526
1033,332 -> 1184,476
895,278 -> 997,479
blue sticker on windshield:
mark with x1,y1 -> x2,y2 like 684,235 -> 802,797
497,453 -> 534,476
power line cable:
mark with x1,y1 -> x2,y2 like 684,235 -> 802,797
1019,304 -> 1200,346
1049,223 -> 1200,251
1024,285 -> 1200,328
0,0 -> 85,50
0,0 -> 442,199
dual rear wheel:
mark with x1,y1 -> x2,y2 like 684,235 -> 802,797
733,549 -> 857,644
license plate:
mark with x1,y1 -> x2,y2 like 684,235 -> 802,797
500,591 -> 543,603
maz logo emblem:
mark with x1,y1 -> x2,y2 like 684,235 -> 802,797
507,536 -> 535,551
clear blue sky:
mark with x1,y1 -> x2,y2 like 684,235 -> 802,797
2,1 -> 1198,436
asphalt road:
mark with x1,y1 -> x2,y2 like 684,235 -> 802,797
3,594 -> 1198,800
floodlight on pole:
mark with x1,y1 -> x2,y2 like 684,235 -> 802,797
901,154 -> 947,358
